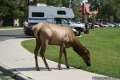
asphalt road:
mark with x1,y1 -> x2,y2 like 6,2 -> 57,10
0,28 -> 31,42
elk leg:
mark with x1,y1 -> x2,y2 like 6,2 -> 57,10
40,41 -> 51,71
58,44 -> 64,70
34,39 -> 41,71
63,48 -> 69,69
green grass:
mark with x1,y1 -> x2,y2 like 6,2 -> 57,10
21,28 -> 120,78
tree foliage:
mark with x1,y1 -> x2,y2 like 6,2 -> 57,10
0,0 -> 26,18
0,0 -> 120,25
89,0 -> 120,21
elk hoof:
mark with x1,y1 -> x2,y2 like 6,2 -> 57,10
58,65 -> 62,70
66,66 -> 70,69
36,67 -> 40,71
47,68 -> 51,71
58,68 -> 62,70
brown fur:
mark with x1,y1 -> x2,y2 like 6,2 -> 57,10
32,23 -> 91,71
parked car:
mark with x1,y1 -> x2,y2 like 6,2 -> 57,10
107,23 -> 116,27
115,23 -> 120,27
102,23 -> 110,27
102,22 -> 117,28
60,19 -> 87,36
69,21 -> 86,35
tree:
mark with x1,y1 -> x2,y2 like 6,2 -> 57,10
89,0 -> 120,22
0,0 -> 26,26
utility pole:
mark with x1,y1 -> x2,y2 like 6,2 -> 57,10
24,0 -> 29,20
69,0 -> 72,8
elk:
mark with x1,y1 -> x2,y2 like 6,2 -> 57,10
32,23 -> 91,71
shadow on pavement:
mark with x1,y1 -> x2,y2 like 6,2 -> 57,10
9,67 -> 74,72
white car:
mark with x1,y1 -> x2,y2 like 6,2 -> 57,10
61,19 -> 87,36
69,21 -> 86,36
107,23 -> 115,27
102,23 -> 115,27
115,23 -> 120,27
69,22 -> 85,30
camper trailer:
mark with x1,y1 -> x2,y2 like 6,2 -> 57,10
24,4 -> 85,35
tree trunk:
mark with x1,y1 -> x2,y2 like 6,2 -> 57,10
109,16 -> 114,23
0,18 -> 4,27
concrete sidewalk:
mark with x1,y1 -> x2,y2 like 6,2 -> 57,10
0,38 -> 105,80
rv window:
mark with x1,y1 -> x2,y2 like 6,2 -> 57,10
57,10 -> 66,15
32,12 -> 44,17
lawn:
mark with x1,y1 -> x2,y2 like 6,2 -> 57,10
21,27 -> 120,78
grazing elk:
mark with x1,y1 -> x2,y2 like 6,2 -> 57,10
32,23 -> 91,71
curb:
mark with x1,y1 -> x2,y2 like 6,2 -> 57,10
0,62 -> 32,80
0,28 -> 23,31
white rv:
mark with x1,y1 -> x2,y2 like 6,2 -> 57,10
24,4 -> 86,35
